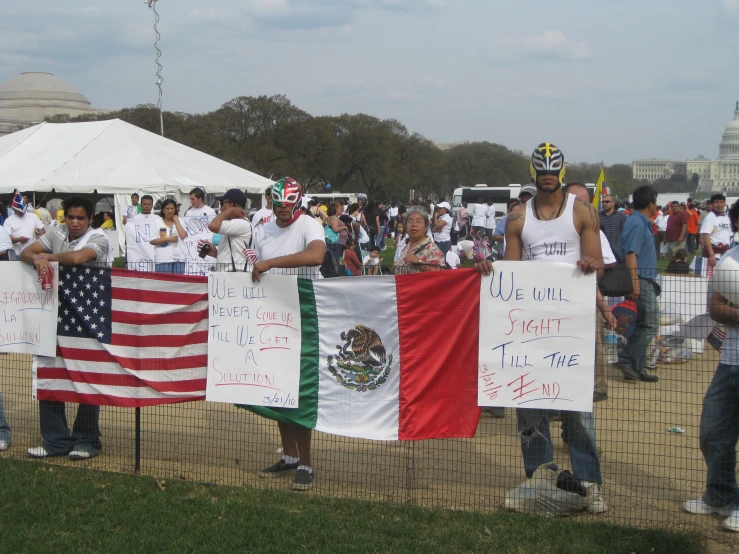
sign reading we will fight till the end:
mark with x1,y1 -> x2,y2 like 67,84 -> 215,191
205,273 -> 302,408
478,262 -> 596,412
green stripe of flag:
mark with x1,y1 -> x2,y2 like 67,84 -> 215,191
238,278 -> 319,429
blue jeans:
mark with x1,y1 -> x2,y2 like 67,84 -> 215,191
517,408 -> 602,484
699,363 -> 739,508
0,392 -> 10,443
155,262 -> 185,274
39,400 -> 102,455
618,278 -> 659,373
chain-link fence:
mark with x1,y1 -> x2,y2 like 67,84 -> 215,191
1,260 -> 738,542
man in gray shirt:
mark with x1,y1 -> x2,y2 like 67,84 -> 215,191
20,196 -> 110,461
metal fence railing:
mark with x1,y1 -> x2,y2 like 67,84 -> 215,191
1,260 -> 738,542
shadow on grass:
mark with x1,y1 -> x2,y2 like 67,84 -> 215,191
0,459 -> 703,554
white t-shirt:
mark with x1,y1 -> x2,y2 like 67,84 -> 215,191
716,247 -> 739,364
0,225 -> 12,253
216,218 -> 254,271
3,212 -> 44,254
655,212 -> 668,233
251,208 -> 273,229
600,230 -> 616,265
433,214 -> 453,242
471,203 -> 488,227
446,249 -> 461,269
700,211 -> 732,247
363,254 -> 380,266
388,206 -> 399,218
185,205 -> 217,218
485,205 -> 497,229
253,214 -> 325,279
152,217 -> 185,263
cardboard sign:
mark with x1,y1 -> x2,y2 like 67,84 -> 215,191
206,273 -> 302,407
179,216 -> 215,275
0,261 -> 59,357
124,215 -> 157,268
478,261 -> 596,412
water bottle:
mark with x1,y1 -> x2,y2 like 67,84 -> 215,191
604,329 -> 618,364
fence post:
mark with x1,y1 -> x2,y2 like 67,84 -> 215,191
404,441 -> 417,504
134,407 -> 141,473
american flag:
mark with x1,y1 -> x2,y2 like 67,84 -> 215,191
35,266 -> 209,407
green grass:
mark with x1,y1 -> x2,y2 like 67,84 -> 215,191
0,459 -> 702,554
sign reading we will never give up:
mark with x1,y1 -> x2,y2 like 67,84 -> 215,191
0,262 -> 59,357
478,262 -> 596,412
205,273 -> 302,408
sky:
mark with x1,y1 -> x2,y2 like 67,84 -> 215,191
1,0 -> 738,165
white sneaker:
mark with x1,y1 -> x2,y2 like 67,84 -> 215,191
69,447 -> 98,461
26,446 -> 53,458
683,497 -> 733,517
582,481 -> 608,514
722,509 -> 739,532
0,439 -> 9,451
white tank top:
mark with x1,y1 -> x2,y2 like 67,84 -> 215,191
521,193 -> 581,265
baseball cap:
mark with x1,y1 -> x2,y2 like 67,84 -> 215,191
437,201 -> 451,210
216,189 -> 247,207
518,185 -> 537,199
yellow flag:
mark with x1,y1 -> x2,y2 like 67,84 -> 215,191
593,166 -> 605,210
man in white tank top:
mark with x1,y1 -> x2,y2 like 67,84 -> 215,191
477,142 -> 607,513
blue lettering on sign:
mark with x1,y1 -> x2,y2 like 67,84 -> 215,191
490,269 -> 515,301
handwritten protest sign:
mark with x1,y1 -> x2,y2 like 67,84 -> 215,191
0,261 -> 59,357
178,215 -> 215,275
124,216 -> 157,269
206,273 -> 302,407
478,261 -> 596,412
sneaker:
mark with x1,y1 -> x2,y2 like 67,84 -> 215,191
0,439 -> 9,451
69,445 -> 99,461
593,391 -> 608,403
292,468 -> 314,491
723,509 -> 739,532
683,497 -> 733,517
27,446 -> 60,458
613,362 -> 640,381
259,459 -> 300,478
582,482 -> 608,514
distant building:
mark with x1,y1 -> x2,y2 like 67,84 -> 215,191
632,102 -> 739,193
0,72 -> 105,136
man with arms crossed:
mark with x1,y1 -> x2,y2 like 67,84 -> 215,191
251,178 -> 326,492
701,193 -> 732,269
21,196 -> 110,460
477,143 -> 607,513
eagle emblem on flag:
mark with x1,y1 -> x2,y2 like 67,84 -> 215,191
327,325 -> 393,392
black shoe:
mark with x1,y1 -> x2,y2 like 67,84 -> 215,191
292,468 -> 314,491
593,391 -> 608,403
613,362 -> 640,381
625,370 -> 659,382
259,459 -> 299,478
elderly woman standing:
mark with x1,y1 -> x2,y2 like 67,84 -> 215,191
393,206 -> 445,274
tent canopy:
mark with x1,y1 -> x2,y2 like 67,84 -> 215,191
0,119 -> 273,195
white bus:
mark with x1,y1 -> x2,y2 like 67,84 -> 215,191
306,192 -> 361,206
451,184 -> 521,220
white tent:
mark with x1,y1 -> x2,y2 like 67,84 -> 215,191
0,119 -> 274,253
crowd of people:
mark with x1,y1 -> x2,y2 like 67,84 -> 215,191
2,142 -> 739,529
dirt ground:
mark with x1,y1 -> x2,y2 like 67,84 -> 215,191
1,349 -> 738,550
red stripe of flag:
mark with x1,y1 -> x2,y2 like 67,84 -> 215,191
112,287 -> 207,305
109,330 -> 207,348
111,268 -> 208,285
36,389 -> 204,408
59,346 -> 206,371
112,309 -> 208,325
395,268 -> 481,440
37,367 -> 205,393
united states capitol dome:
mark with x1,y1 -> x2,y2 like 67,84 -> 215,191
718,101 -> 739,160
0,72 -> 103,136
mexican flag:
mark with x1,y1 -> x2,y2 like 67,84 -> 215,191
245,269 -> 482,440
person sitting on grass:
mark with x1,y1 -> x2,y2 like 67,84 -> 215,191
666,248 -> 690,275
363,245 -> 381,275
343,237 -> 362,276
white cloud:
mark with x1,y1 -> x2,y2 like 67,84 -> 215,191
494,30 -> 591,63
721,0 -> 739,15
245,0 -> 290,17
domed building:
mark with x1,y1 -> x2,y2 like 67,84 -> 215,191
0,72 -> 104,136
633,102 -> 739,193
